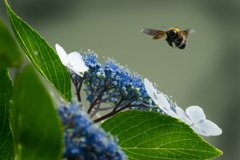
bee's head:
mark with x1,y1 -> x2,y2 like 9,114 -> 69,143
167,29 -> 178,38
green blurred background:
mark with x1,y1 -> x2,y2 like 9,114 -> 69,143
1,0 -> 240,159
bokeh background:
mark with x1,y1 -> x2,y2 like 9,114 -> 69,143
1,0 -> 240,159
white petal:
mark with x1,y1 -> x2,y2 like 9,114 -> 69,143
55,44 -> 68,66
144,78 -> 158,104
191,125 -> 209,136
195,119 -> 222,136
157,94 -> 171,110
157,95 -> 179,119
144,78 -> 178,118
186,106 -> 206,123
176,106 -> 192,125
68,66 -> 84,77
67,52 -> 89,72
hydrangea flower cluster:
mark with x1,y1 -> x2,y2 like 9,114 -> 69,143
57,101 -> 126,160
55,45 -> 177,122
55,44 -> 222,137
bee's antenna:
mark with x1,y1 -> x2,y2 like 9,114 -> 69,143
161,25 -> 167,29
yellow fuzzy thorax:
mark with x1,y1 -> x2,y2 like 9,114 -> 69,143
169,27 -> 180,36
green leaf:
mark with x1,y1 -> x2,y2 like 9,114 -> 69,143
0,19 -> 23,68
0,69 -> 14,160
12,66 -> 62,160
5,0 -> 71,102
101,110 -> 223,160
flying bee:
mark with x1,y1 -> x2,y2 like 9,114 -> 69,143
141,27 -> 195,49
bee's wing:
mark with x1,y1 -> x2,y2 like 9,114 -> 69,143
180,29 -> 195,38
141,29 -> 166,40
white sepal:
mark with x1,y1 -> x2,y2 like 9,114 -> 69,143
55,44 -> 89,77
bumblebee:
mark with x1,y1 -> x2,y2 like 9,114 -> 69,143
141,27 -> 195,49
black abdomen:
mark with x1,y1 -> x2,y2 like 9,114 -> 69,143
175,37 -> 187,49
178,42 -> 187,49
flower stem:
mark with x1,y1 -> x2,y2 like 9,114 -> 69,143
94,104 -> 129,123
93,104 -> 145,123
76,77 -> 85,103
113,98 -> 124,112
87,86 -> 108,114
90,104 -> 100,118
